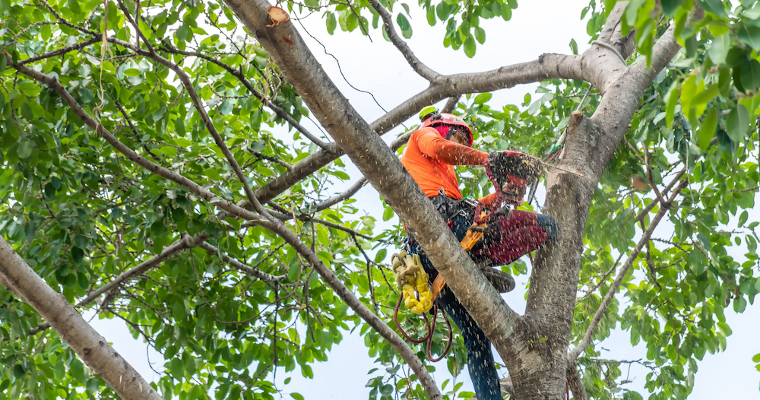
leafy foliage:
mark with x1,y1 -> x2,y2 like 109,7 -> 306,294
0,0 -> 759,399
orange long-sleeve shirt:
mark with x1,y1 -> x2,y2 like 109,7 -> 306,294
400,127 -> 499,207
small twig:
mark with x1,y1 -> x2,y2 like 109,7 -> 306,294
643,145 -> 666,205
351,233 -> 379,314
364,0 -> 439,81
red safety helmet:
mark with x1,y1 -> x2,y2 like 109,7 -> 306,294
420,112 -> 473,147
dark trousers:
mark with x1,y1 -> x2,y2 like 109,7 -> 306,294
409,207 -> 557,400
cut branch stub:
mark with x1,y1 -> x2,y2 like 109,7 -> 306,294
267,6 -> 290,27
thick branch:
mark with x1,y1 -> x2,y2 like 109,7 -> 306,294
566,362 -> 588,400
597,2 -> 636,59
567,180 -> 687,361
0,237 -> 162,400
253,52 -> 583,204
635,169 -> 686,223
223,4 -> 522,396
441,96 -> 460,113
365,0 -> 439,80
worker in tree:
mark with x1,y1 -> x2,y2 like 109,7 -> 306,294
399,110 -> 557,400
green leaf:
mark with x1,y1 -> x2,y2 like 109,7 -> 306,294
463,35 -> 476,58
220,99 -> 234,115
345,12 -> 359,32
17,141 -> 32,159
698,107 -> 718,151
172,207 -> 186,223
665,82 -> 680,126
660,0 -> 683,18
474,93 -> 492,104
737,25 -> 760,51
288,259 -> 300,282
68,0 -> 81,15
740,58 -> 760,92
753,353 -> 760,363
569,38 -> 578,55
426,6 -> 436,26
717,322 -> 732,336
708,34 -> 731,65
188,385 -> 204,398
688,250 -> 705,275
71,247 -> 85,263
718,66 -> 731,96
691,84 -> 719,106
733,296 -> 747,312
74,234 -> 89,249
151,220 -> 165,235
396,14 -> 412,39
12,365 -> 25,379
726,104 -> 750,143
380,384 -> 393,396
738,210 -> 748,227
436,2 -> 451,20
697,0 -> 728,18
374,248 -> 387,263
474,27 -> 486,45
291,394 -> 305,400
744,3 -> 760,19
382,206 -> 394,221
326,12 -> 337,35
70,359 -> 85,381
176,25 -> 189,42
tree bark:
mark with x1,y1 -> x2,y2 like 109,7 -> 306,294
220,0 -> 693,398
0,237 -> 162,400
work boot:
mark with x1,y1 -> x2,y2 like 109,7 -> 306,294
481,267 -> 516,293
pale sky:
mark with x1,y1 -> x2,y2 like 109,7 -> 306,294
87,0 -> 760,399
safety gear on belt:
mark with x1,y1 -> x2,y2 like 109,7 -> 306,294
420,111 -> 473,147
392,252 -> 434,315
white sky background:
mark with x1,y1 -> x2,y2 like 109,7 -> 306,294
87,0 -> 760,398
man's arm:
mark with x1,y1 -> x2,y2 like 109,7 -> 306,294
414,128 -> 488,166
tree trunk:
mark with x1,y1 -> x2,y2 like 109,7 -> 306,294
0,237 -> 162,400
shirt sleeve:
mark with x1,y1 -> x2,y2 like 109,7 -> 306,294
478,192 -> 500,208
413,128 -> 488,166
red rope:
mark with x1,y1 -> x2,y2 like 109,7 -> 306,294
394,297 -> 453,362
474,162 -> 505,225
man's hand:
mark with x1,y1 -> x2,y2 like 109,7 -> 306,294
503,182 -> 526,200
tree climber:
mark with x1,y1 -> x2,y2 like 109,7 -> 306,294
398,110 -> 558,400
